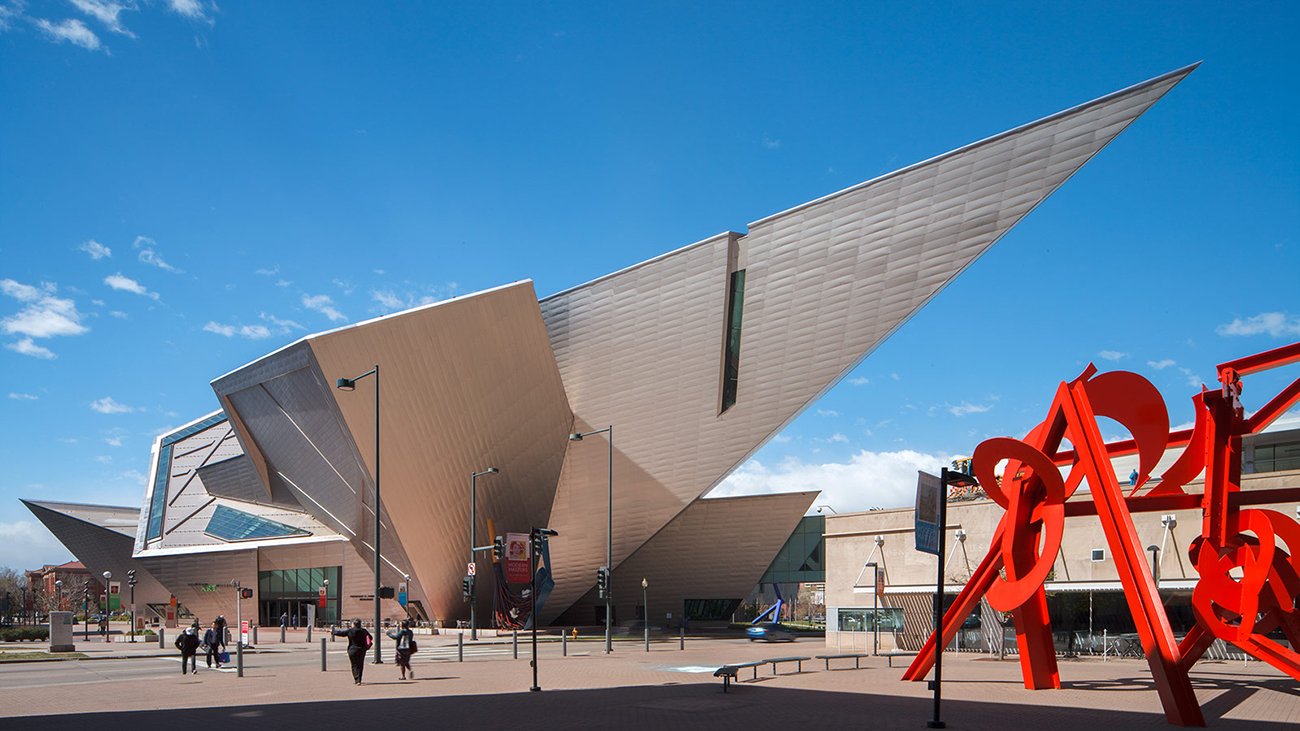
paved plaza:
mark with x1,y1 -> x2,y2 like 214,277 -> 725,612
1,632 -> 1296,729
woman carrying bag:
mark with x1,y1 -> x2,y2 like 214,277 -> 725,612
386,619 -> 417,680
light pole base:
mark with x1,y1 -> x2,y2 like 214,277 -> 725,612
927,721 -> 946,728
530,686 -> 541,692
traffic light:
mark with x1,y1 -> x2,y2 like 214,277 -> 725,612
531,532 -> 544,556
493,536 -> 505,561
378,586 -> 395,599
461,576 -> 473,600
126,569 -> 137,587
240,588 -> 253,599
596,566 -> 609,598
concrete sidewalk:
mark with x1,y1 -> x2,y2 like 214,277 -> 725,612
1,638 -> 1295,729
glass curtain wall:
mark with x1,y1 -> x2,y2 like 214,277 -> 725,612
258,566 -> 341,626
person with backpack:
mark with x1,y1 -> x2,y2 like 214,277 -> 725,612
386,619 -> 416,680
203,622 -> 223,669
332,619 -> 372,685
175,621 -> 201,675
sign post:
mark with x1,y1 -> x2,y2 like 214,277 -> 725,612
916,467 -> 978,729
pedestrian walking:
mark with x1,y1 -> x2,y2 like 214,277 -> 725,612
333,619 -> 372,685
213,615 -> 227,649
203,623 -> 223,669
280,612 -> 289,629
386,619 -> 416,680
292,612 -> 299,629
175,621 -> 201,675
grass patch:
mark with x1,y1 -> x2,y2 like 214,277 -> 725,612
0,651 -> 89,662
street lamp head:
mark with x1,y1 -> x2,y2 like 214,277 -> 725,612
568,432 -> 583,442
641,578 -> 648,588
323,579 -> 330,587
335,377 -> 356,391
103,571 -> 111,580
55,580 -> 62,588
487,467 -> 499,474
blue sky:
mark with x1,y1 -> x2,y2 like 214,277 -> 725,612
1,2 -> 1297,571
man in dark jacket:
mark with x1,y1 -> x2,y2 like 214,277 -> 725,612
213,615 -> 227,649
175,621 -> 201,674
332,619 -> 372,685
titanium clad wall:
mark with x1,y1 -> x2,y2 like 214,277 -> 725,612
197,455 -> 270,505
22,501 -> 172,611
555,491 -> 819,626
218,362 -> 421,622
539,66 -> 1194,621
137,549 -> 257,626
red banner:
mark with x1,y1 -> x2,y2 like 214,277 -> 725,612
505,533 -> 530,583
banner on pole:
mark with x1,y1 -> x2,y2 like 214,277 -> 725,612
915,470 -> 942,555
505,533 -> 531,583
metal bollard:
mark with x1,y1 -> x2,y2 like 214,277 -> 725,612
645,623 -> 650,652
513,630 -> 518,659
306,624 -> 312,643
281,625 -> 286,643
562,631 -> 567,657
321,637 -> 327,672
680,625 -> 684,651
458,632 -> 463,662
158,627 -> 165,649
237,641 -> 244,677
253,626 -> 259,645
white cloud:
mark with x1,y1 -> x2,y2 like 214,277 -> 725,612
828,433 -> 849,443
1098,350 -> 1128,361
0,4 -> 19,31
0,521 -> 72,574
1179,367 -> 1202,389
302,294 -> 347,322
34,17 -> 102,51
373,269 -> 386,275
78,239 -> 112,259
132,236 -> 182,273
848,377 -> 869,386
372,289 -> 404,311
1148,359 -> 1176,370
762,137 -> 781,149
109,310 -> 128,319
275,280 -> 291,287
816,409 -> 839,417
105,436 -> 123,447
121,469 -> 147,486
260,312 -> 305,333
203,321 -> 271,339
254,266 -> 279,277
8,392 -> 38,400
69,0 -> 136,37
1216,312 -> 1300,338
103,273 -> 159,299
710,448 -> 955,512
1,281 -> 89,358
890,373 -> 901,381
90,396 -> 135,414
94,455 -> 113,464
948,401 -> 991,417
166,0 -> 211,23
1,278 -> 49,303
333,278 -> 355,296
6,338 -> 56,358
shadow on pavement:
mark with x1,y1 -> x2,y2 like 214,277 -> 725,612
6,681 -> 1294,731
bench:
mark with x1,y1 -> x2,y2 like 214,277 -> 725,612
815,652 -> 871,670
761,656 -> 812,675
882,651 -> 918,668
713,665 -> 738,692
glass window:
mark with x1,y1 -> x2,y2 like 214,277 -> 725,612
204,504 -> 311,542
720,269 -> 746,413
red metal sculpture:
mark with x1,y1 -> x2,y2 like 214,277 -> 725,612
902,342 -> 1300,726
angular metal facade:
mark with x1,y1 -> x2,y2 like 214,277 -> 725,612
24,66 -> 1194,627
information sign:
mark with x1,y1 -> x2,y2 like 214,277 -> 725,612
915,470 -> 942,555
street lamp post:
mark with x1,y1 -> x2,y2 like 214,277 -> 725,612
642,578 -> 649,652
322,579 -> 330,627
337,365 -> 384,665
102,571 -> 112,640
929,467 -> 979,730
470,467 -> 499,641
127,570 -> 137,642
568,426 -> 613,653
81,580 -> 89,640
866,561 -> 879,656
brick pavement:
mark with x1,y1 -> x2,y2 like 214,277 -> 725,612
1,637 -> 1295,729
